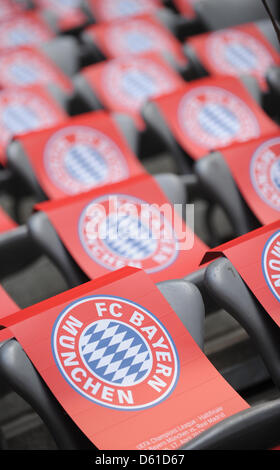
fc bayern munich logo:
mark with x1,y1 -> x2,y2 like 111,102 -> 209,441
44,126 -> 129,195
96,0 -> 157,21
102,57 -> 179,111
52,295 -> 179,410
250,137 -> 280,211
79,194 -> 178,273
0,50 -> 59,88
207,29 -> 274,79
178,86 -> 260,148
105,19 -> 171,56
0,89 -> 61,146
262,230 -> 280,302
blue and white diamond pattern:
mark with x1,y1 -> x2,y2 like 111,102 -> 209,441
64,144 -> 108,185
198,103 -> 240,138
80,319 -> 153,386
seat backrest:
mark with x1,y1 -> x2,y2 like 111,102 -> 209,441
0,279 -> 204,449
183,266 -> 219,314
28,210 -> 87,288
204,257 -> 280,390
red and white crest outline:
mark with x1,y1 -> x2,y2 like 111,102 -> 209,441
78,193 -> 179,273
178,85 -> 260,149
250,137 -> 280,211
262,230 -> 280,302
0,0 -> 22,23
101,56 -> 181,112
44,125 -> 130,195
206,29 -> 275,80
51,294 -> 180,410
0,88 -> 62,148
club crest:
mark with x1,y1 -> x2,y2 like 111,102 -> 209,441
44,126 -> 129,195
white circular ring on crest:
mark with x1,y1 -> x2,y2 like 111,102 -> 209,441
250,136 -> 280,211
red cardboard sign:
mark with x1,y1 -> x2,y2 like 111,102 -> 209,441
88,0 -> 161,23
0,85 -> 67,166
220,132 -> 280,226
85,14 -> 187,66
0,267 -> 248,449
0,11 -> 54,51
153,76 -> 278,160
0,46 -> 72,92
35,0 -> 88,32
187,23 -> 280,90
173,0 -> 197,18
18,111 -> 144,199
80,52 -> 185,129
35,173 -> 208,282
202,220 -> 280,327
0,207 -> 17,233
